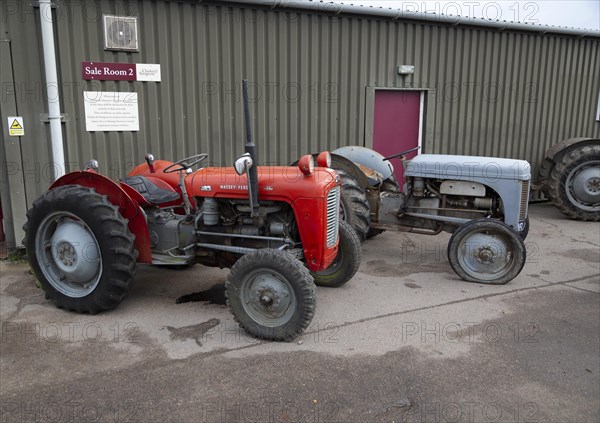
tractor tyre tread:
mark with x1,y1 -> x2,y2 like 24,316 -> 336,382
447,219 -> 526,285
336,169 -> 370,243
547,144 -> 600,221
311,220 -> 362,287
225,249 -> 317,342
24,185 -> 137,314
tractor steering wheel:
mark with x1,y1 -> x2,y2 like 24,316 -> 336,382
163,154 -> 209,173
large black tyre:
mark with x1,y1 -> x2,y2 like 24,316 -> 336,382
225,249 -> 317,341
336,169 -> 370,243
24,185 -> 137,314
447,219 -> 526,285
311,220 -> 362,287
547,144 -> 600,221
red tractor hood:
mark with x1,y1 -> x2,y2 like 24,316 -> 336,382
127,162 -> 341,271
188,166 -> 339,201
129,160 -> 339,202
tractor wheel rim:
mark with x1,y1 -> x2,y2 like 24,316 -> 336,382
35,211 -> 102,298
567,161 -> 600,211
239,269 -> 296,327
457,231 -> 513,281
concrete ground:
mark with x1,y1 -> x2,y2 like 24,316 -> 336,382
0,203 -> 598,423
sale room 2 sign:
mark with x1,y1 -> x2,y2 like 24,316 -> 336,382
82,62 -> 161,82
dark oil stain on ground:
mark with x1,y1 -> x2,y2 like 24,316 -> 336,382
404,282 -> 422,289
176,284 -> 227,305
363,259 -> 448,278
165,318 -> 221,346
555,249 -> 600,264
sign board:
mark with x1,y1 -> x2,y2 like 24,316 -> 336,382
7,116 -> 24,136
136,63 -> 161,82
83,91 -> 139,131
82,62 -> 135,81
82,62 -> 161,82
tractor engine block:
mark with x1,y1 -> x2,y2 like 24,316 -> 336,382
146,210 -> 196,265
145,199 -> 298,268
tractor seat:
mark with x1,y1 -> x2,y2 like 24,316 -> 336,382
120,176 -> 181,205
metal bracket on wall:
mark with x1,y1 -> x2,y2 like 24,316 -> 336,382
39,113 -> 68,123
32,2 -> 58,9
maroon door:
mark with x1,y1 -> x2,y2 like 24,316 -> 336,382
373,90 -> 422,186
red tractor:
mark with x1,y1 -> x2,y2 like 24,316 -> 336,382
24,81 -> 361,341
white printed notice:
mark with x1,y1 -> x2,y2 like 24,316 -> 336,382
83,91 -> 139,131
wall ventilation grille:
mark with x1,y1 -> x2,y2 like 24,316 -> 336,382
103,15 -> 138,51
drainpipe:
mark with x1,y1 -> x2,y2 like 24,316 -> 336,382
39,0 -> 65,179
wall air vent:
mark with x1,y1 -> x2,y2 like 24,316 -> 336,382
103,15 -> 138,51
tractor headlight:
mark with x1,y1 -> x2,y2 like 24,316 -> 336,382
317,151 -> 332,168
298,155 -> 315,175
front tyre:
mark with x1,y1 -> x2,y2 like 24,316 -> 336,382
447,219 -> 526,285
311,220 -> 361,287
226,249 -> 317,341
24,185 -> 137,313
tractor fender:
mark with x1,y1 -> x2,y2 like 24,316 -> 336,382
537,138 -> 600,189
50,171 -> 152,263
332,146 -> 395,182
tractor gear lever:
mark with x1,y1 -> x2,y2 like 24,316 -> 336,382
145,153 -> 156,173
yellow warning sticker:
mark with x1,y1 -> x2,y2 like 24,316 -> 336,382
8,116 -> 24,136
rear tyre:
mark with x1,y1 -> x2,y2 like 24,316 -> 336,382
311,220 -> 362,287
447,219 -> 526,285
336,170 -> 370,243
24,185 -> 137,313
226,249 -> 317,341
547,144 -> 600,221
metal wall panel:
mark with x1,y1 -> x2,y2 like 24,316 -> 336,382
1,0 -> 599,245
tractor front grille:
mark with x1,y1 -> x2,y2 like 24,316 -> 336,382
519,180 -> 530,221
326,186 -> 341,247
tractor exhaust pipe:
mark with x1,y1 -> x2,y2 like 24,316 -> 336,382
242,79 -> 259,216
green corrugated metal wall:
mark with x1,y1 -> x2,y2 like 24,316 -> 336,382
1,0 -> 599,246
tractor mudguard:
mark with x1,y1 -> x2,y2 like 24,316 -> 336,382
332,146 -> 395,182
50,171 -> 152,263
537,138 -> 600,189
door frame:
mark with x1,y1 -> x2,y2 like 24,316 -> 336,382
364,87 -> 436,153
